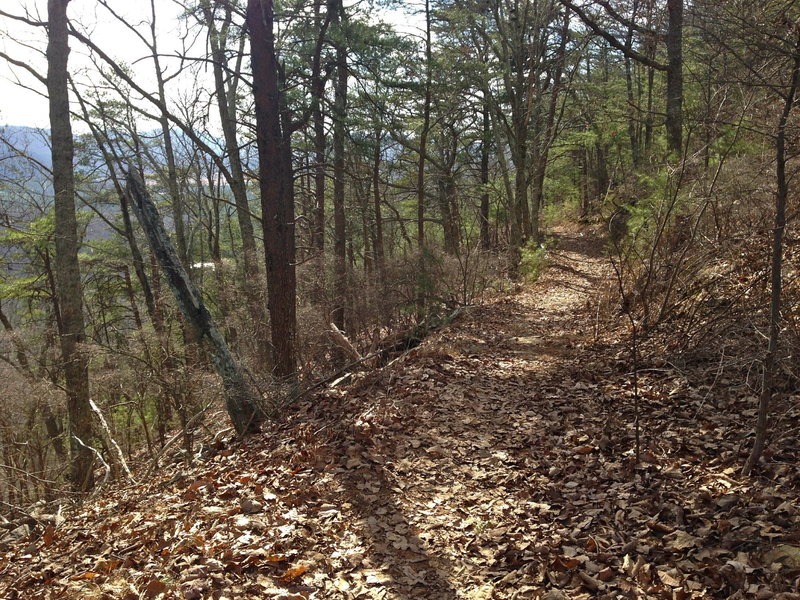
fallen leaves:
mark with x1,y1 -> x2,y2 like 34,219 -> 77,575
1,228 -> 798,600
763,544 -> 800,569
664,530 -> 700,552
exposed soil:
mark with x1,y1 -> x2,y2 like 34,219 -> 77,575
2,225 -> 798,600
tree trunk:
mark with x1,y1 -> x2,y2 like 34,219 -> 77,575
666,0 -> 683,153
625,0 -> 641,166
417,0 -> 432,251
126,167 -> 265,434
203,1 -> 269,365
439,171 -> 459,255
332,0 -> 348,332
415,0 -> 433,311
742,43 -> 800,475
310,0 -> 330,254
247,0 -> 297,378
480,102 -> 491,249
149,0 -> 189,266
372,125 -> 385,279
47,0 -> 94,492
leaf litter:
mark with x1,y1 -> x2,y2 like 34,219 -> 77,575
1,226 -> 798,599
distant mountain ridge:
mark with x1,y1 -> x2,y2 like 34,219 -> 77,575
0,125 -> 53,175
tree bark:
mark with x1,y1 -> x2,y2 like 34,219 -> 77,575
247,0 -> 298,378
665,0 -> 683,153
480,102 -> 491,249
625,0 -> 642,166
147,0 -> 189,266
310,0 -> 331,254
531,6 -> 570,243
202,0 -> 269,365
47,0 -> 94,492
332,0 -> 348,331
414,0 -> 433,311
372,125 -> 386,278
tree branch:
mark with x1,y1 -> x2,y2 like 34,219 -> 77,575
560,0 -> 667,71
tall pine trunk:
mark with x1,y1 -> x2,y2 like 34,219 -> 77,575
247,0 -> 297,378
666,0 -> 683,153
480,103 -> 491,249
203,1 -> 269,366
331,0 -> 348,331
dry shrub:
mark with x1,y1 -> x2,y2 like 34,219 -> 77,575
608,147 -> 800,392
294,243 -> 507,371
0,361 -> 67,505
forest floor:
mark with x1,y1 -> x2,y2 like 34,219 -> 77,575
2,225 -> 799,600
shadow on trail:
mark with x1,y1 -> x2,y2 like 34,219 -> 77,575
548,228 -> 608,258
304,229 -> 614,597
333,445 -> 459,598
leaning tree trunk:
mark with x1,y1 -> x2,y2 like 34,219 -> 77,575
126,167 -> 265,435
47,0 -> 94,492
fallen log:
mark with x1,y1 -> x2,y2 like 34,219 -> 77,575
328,322 -> 362,362
376,305 -> 471,362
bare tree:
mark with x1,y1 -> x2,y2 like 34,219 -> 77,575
47,0 -> 94,491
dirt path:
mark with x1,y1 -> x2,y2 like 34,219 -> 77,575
3,226 -> 798,600
327,226 -> 619,600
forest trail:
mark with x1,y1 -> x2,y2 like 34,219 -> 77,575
2,226 -> 798,600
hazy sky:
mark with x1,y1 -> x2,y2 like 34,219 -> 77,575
0,0 -> 420,129
1,0 -> 191,128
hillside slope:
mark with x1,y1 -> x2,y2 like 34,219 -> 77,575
2,226 -> 798,600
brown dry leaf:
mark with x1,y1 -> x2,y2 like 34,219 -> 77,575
42,524 -> 55,547
578,571 -> 600,591
240,497 -> 264,514
657,568 -> 683,588
762,544 -> 800,568
187,479 -> 210,493
143,578 -> 168,598
647,521 -> 674,534
363,569 -> 393,585
70,571 -> 100,580
597,567 -> 614,582
96,558 -> 122,573
664,530 -> 699,552
280,564 -> 309,582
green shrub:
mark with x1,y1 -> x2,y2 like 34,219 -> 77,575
519,241 -> 548,283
